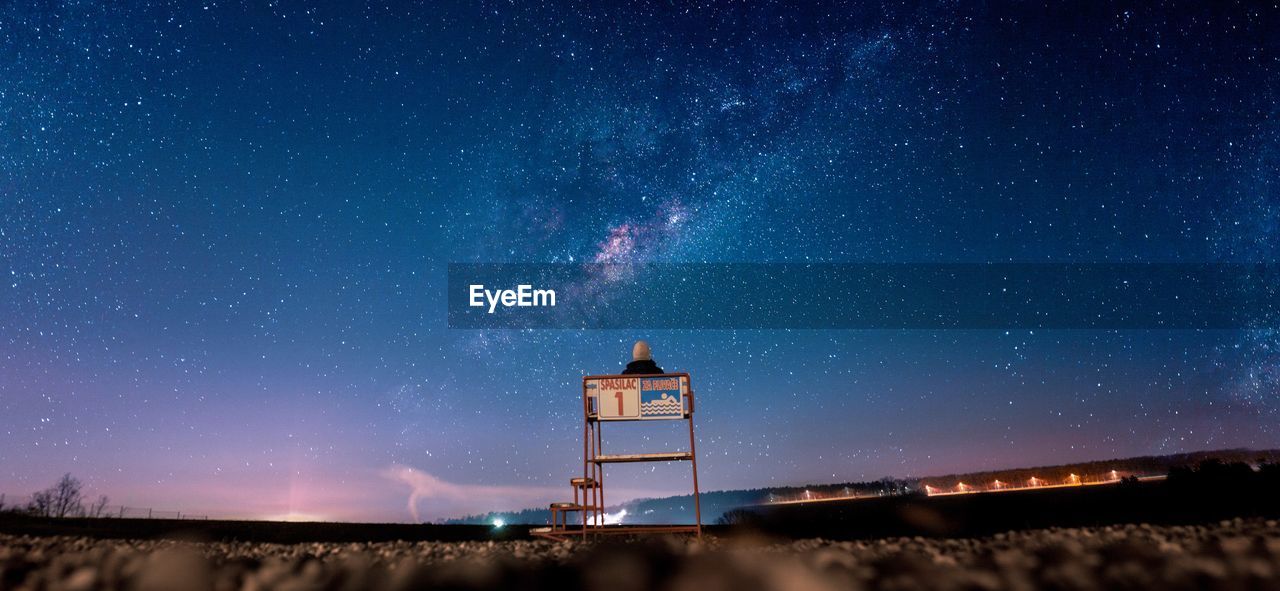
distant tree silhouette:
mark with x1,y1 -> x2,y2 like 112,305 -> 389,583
1167,459 -> 1270,495
29,474 -> 85,518
715,508 -> 760,526
88,494 -> 110,518
29,490 -> 53,516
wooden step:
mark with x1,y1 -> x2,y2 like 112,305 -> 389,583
592,452 -> 693,463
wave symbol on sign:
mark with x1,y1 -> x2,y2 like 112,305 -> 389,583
641,393 -> 681,416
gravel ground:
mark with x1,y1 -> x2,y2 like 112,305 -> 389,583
3,518 -> 1280,590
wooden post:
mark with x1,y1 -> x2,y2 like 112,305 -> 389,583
687,389 -> 702,538
595,422 -> 603,528
582,389 -> 589,540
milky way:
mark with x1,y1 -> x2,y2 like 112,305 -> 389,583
1,1 -> 1277,521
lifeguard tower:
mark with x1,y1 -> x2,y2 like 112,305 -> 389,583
532,372 -> 702,539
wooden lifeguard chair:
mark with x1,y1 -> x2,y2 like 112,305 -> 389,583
534,372 -> 702,540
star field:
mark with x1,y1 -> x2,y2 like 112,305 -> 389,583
1,0 -> 1277,521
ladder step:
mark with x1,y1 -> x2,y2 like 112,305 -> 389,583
592,452 -> 693,463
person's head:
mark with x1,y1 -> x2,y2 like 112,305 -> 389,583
632,340 -> 652,362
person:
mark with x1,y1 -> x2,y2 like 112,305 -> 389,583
622,340 -> 665,374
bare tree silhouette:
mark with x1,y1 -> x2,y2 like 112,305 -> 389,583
89,494 -> 110,518
29,474 -> 85,518
29,490 -> 53,517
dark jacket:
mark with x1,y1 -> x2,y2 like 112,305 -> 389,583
622,359 -> 665,375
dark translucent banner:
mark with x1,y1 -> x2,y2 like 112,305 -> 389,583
447,263 -> 1280,329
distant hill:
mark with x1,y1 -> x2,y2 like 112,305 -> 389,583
918,448 -> 1280,491
442,448 -> 1280,526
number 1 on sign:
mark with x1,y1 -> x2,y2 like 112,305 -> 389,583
594,384 -> 638,419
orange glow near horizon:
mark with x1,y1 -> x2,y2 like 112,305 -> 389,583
769,470 -> 1156,504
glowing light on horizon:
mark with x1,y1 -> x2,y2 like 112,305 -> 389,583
265,512 -> 328,522
775,470 -> 1163,502
594,508 -> 627,525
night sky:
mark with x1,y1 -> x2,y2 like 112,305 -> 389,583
2,1 -> 1278,522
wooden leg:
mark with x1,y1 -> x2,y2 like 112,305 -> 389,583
688,415 -> 702,538
597,422 -> 605,536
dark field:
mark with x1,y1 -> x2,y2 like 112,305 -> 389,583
4,519 -> 1280,590
0,514 -> 534,545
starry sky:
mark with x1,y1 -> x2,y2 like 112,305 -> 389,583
2,1 -> 1278,522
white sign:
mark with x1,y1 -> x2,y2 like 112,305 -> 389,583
585,375 -> 687,421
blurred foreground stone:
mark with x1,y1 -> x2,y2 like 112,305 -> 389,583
2,519 -> 1280,590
